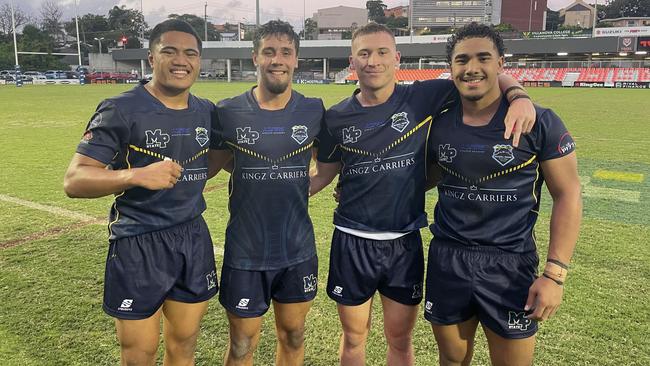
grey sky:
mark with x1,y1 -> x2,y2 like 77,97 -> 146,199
12,0 -> 590,30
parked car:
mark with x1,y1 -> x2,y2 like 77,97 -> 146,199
199,71 -> 213,78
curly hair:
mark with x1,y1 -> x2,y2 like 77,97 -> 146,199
149,19 -> 202,54
253,20 -> 300,54
446,22 -> 505,63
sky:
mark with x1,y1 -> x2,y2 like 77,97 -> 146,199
13,0 -> 589,31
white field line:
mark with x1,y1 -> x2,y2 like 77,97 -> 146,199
0,194 -> 97,222
0,193 -> 225,254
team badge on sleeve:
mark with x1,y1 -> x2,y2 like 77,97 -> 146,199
291,125 -> 309,144
195,127 -> 209,147
390,112 -> 410,132
492,144 -> 514,166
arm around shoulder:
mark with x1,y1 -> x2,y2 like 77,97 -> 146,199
309,161 -> 341,196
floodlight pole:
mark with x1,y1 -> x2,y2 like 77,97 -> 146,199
204,2 -> 208,41
256,0 -> 260,26
592,0 -> 598,37
75,0 -> 85,85
10,1 -> 22,87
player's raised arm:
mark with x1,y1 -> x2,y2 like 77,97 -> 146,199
309,161 -> 341,196
525,151 -> 582,321
498,73 -> 536,147
64,153 -> 183,198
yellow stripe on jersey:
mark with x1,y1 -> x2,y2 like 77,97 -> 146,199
128,145 -> 210,167
339,116 -> 433,157
108,148 -> 131,239
226,141 -> 314,164
439,155 -> 538,186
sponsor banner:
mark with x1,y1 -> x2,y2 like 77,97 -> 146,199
34,79 -> 81,85
638,37 -> 650,51
594,26 -> 650,38
618,36 -> 637,52
612,81 -> 649,89
295,79 -> 330,84
521,29 -> 591,39
574,81 -> 649,89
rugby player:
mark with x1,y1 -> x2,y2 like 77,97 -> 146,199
424,23 -> 582,366
209,20 -> 325,366
309,23 -> 536,365
64,20 -> 218,365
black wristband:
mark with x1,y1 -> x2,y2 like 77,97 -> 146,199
547,258 -> 569,269
542,272 -> 564,286
504,85 -> 525,97
509,94 -> 531,103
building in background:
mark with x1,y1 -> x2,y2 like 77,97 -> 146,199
501,0 -> 548,31
559,0 -> 595,28
313,6 -> 367,40
599,17 -> 650,27
409,0 -> 548,31
384,6 -> 409,18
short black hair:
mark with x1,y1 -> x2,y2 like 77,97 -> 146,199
149,19 -> 202,54
446,22 -> 505,63
351,22 -> 395,44
253,20 -> 300,54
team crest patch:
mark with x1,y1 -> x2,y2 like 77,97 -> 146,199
492,144 -> 514,166
291,125 -> 308,144
195,127 -> 209,147
390,112 -> 410,132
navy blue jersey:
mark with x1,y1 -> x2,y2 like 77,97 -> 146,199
317,80 -> 455,232
429,97 -> 576,253
76,83 -> 215,240
212,89 -> 325,270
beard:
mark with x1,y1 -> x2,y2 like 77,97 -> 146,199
463,93 -> 484,101
262,73 -> 290,94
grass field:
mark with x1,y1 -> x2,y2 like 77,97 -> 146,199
0,83 -> 648,365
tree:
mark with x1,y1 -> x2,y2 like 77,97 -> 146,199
366,1 -> 387,23
167,13 -> 220,41
602,0 -> 650,18
300,17 -> 318,40
0,4 -> 32,36
64,13 -> 110,49
40,1 -> 64,43
493,23 -> 516,32
107,5 -> 147,48
385,16 -> 408,29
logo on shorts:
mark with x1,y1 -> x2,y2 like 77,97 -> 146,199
390,112 -> 410,132
145,129 -> 170,149
118,299 -> 134,312
206,270 -> 217,291
412,283 -> 423,299
236,298 -> 250,310
332,286 -> 343,296
291,125 -> 309,144
507,311 -> 532,331
236,127 -> 260,145
195,127 -> 209,147
425,301 -> 434,313
303,274 -> 317,293
492,144 -> 515,166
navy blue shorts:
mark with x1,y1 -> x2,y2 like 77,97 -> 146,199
219,255 -> 318,318
424,241 -> 539,339
103,216 -> 218,320
327,229 -> 424,306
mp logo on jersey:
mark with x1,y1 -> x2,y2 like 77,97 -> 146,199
195,127 -> 209,147
236,127 -> 260,145
303,274 -> 317,292
507,311 -> 532,331
145,129 -> 170,149
391,112 -> 410,132
342,126 -> 362,144
291,125 -> 309,144
439,144 -> 457,163
492,144 -> 515,166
